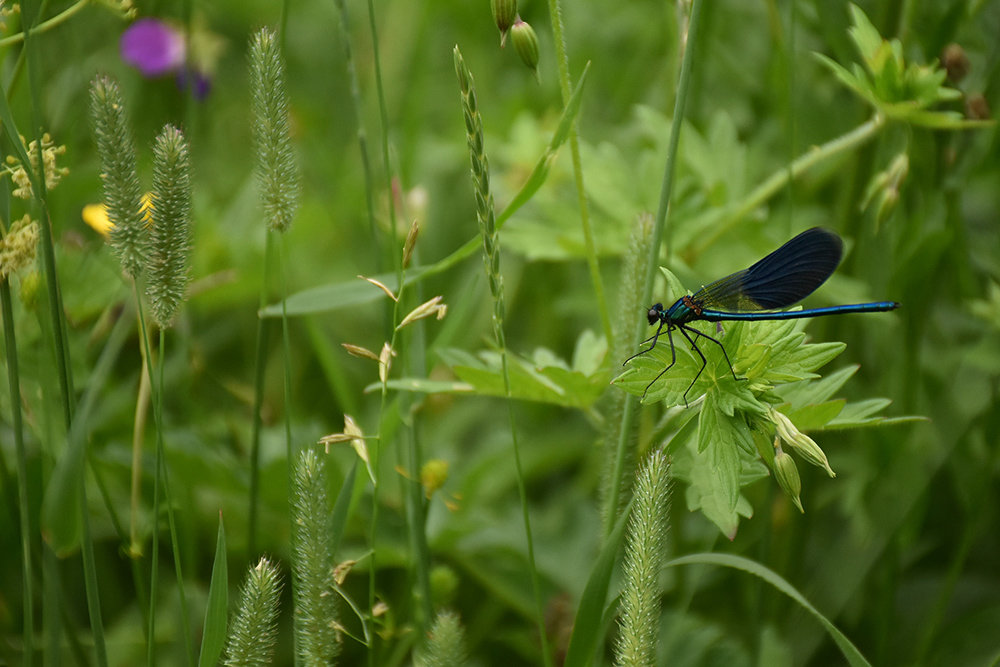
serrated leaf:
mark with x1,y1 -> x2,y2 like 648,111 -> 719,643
782,341 -> 846,374
848,3 -> 883,65
435,347 -> 606,407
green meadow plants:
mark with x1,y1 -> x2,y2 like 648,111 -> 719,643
2,1 -> 999,666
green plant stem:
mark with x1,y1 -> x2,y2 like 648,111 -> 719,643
400,248 -> 434,629
279,235 -> 295,498
157,327 -> 194,665
333,0 -> 381,271
369,288 -> 403,665
365,0 -> 403,661
129,357 -> 151,555
499,342 -> 553,667
605,0 -> 704,541
135,291 -> 192,665
248,233 -> 276,555
367,0 -> 397,255
2,277 -> 33,667
546,0 -> 611,344
0,0 -> 93,48
687,114 -> 886,258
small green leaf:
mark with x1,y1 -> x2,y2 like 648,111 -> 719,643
847,3 -> 883,65
785,400 -> 847,430
198,515 -> 228,667
774,365 -> 858,405
434,345 -> 607,407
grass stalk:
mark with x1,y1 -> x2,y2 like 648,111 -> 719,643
2,273 -> 34,666
248,25 -> 302,554
332,0 -> 382,269
605,0 -> 704,541
247,234 -> 275,555
545,0 -> 611,344
361,0 -> 424,657
138,295 -> 192,665
454,45 -> 552,667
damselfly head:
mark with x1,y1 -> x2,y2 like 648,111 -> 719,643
646,303 -> 664,326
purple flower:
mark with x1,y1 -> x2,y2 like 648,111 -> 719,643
120,19 -> 185,77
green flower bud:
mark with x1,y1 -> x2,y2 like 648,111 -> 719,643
492,0 -> 517,46
773,448 -> 803,513
19,270 -> 40,310
429,565 -> 460,607
420,458 -> 450,498
511,19 -> 540,80
769,407 -> 835,477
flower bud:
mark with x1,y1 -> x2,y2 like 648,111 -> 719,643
421,459 -> 449,498
402,218 -> 419,269
774,448 -> 804,513
492,0 -> 517,46
966,93 -> 990,121
941,43 -> 970,83
769,407 -> 835,477
511,19 -> 540,80
19,270 -> 40,310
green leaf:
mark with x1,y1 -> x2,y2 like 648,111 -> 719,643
665,553 -> 873,667
847,3 -> 883,67
430,342 -> 607,407
813,53 -> 870,100
198,515 -> 228,667
784,400 -> 846,430
773,365 -> 858,405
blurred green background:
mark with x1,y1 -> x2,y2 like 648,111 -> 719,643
2,0 -> 999,664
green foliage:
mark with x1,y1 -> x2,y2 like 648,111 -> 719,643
814,4 -> 986,129
6,1 -> 1000,666
613,270 -> 916,535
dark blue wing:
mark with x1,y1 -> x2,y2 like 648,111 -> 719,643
692,228 -> 843,311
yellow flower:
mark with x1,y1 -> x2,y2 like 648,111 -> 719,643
82,194 -> 155,239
